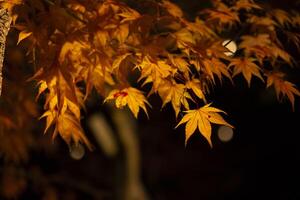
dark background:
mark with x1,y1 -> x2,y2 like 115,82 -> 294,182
139,75 -> 300,200
140,1 -> 300,199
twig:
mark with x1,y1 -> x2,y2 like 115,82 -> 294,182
42,0 -> 88,24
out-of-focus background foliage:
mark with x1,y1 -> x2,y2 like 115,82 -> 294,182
1,0 -> 300,200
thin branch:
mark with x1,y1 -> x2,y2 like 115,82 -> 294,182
42,0 -> 88,24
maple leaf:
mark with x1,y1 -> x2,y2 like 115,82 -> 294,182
229,58 -> 264,86
59,40 -> 90,67
198,58 -> 231,83
202,2 -> 239,28
239,34 -> 276,64
266,72 -> 300,110
32,59 -> 90,149
271,46 -> 291,64
55,111 -> 93,150
118,7 -> 140,23
94,30 -> 110,47
240,34 -> 271,49
161,0 -> 183,18
169,55 -> 190,79
186,79 -> 206,102
238,27 -> 293,65
17,30 -> 32,44
113,24 -> 129,44
269,9 -> 292,27
40,110 -> 57,134
157,80 -> 191,117
2,0 -> 300,156
239,34 -> 272,60
176,104 -> 233,146
35,67 -> 87,148
112,53 -> 131,70
184,17 -> 216,38
210,58 -> 232,82
82,62 -> 115,97
174,28 -> 196,49
105,87 -> 150,118
137,57 -> 176,91
233,0 -> 261,11
0,0 -> 23,13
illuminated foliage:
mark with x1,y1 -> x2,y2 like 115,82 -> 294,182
0,0 -> 299,157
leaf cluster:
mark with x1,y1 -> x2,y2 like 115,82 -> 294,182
1,0 -> 300,150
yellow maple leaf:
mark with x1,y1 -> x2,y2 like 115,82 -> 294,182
269,9 -> 292,27
169,55 -> 190,78
112,53 -> 131,70
0,0 -> 23,13
158,80 -> 191,117
161,0 -> 183,18
55,111 -> 93,150
59,40 -> 90,68
247,16 -> 277,31
210,58 -> 232,82
94,30 -> 109,47
174,28 -> 195,49
239,34 -> 272,61
32,60 -> 90,149
186,79 -> 206,102
17,30 -> 32,44
199,58 -> 231,83
240,34 -> 271,49
137,57 -> 176,91
203,2 -> 239,28
118,7 -> 140,23
233,0 -> 261,11
184,17 -> 215,37
229,57 -> 263,86
40,110 -> 57,134
113,24 -> 129,44
271,46 -> 291,64
83,62 -> 115,97
176,104 -> 233,146
105,87 -> 150,118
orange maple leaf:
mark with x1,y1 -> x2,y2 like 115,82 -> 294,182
203,2 -> 239,27
266,72 -> 300,110
233,0 -> 261,11
176,103 -> 233,146
158,80 -> 191,117
55,111 -> 93,150
229,57 -> 264,86
161,0 -> 183,18
105,87 -> 150,118
269,9 -> 292,27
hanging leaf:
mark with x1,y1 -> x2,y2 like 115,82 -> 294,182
266,72 -> 300,110
229,57 -> 264,86
176,104 -> 233,146
105,87 -> 150,118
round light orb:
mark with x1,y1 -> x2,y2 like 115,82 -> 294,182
222,39 -> 237,57
217,125 -> 234,142
69,143 -> 85,160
